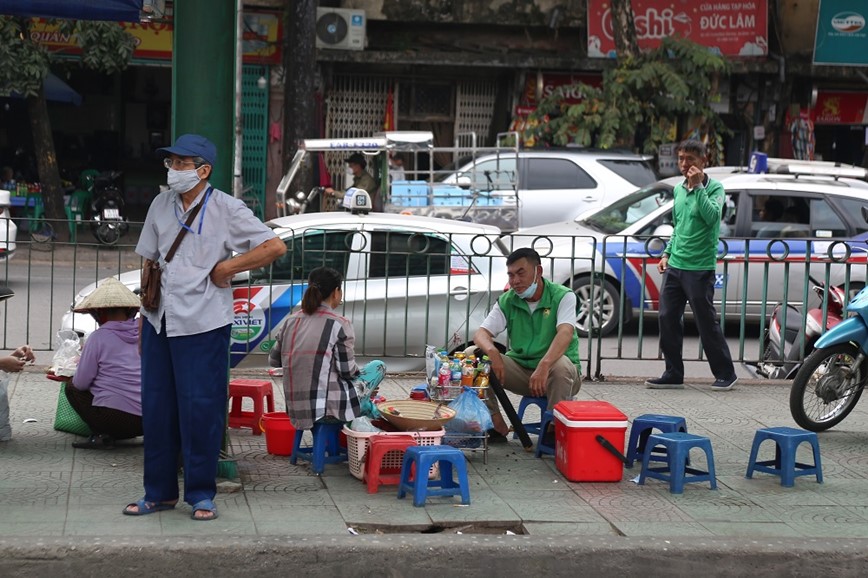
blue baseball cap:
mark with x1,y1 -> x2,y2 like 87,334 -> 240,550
156,134 -> 217,166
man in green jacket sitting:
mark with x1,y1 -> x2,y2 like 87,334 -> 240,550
471,248 -> 581,443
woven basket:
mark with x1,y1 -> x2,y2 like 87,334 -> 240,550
343,425 -> 445,481
377,400 -> 456,431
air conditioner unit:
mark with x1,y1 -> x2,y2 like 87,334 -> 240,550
315,7 -> 366,51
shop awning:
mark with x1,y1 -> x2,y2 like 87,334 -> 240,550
6,72 -> 82,105
0,0 -> 143,22
43,73 -> 82,105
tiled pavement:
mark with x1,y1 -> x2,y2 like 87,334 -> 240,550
3,366 -> 868,541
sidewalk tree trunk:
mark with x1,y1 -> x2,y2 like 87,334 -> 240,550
610,0 -> 640,60
283,0 -> 318,204
0,17 -> 134,242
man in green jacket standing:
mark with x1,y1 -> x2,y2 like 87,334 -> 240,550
646,139 -> 737,391
471,248 -> 581,443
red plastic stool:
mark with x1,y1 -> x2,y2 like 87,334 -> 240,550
228,379 -> 275,435
366,434 -> 417,494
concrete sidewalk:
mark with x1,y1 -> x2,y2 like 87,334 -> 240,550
2,367 -> 868,575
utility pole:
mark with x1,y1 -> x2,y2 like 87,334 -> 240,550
172,0 -> 234,192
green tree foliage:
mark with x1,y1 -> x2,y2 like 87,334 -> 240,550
523,37 -> 731,155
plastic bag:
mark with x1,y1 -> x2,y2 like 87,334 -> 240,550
50,330 -> 81,377
445,387 -> 493,434
354,361 -> 386,419
349,416 -> 382,433
0,371 -> 10,441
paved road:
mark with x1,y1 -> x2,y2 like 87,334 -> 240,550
2,367 -> 868,574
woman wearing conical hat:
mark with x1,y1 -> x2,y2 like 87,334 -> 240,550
66,277 -> 142,450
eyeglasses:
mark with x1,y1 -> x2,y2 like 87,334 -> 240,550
163,158 -> 202,170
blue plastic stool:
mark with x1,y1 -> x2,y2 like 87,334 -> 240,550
535,410 -> 555,458
746,427 -> 823,487
290,421 -> 347,474
638,432 -> 717,494
397,445 -> 470,507
513,395 -> 547,439
625,414 -> 688,468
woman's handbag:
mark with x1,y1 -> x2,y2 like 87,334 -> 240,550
140,201 -> 204,312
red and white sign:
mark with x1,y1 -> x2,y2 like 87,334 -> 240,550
811,91 -> 868,125
587,0 -> 768,58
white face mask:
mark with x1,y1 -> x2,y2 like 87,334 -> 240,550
167,168 -> 201,194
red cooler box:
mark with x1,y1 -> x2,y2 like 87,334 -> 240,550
553,400 -> 628,482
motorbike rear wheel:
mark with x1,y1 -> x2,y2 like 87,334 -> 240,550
790,343 -> 865,431
95,222 -> 121,246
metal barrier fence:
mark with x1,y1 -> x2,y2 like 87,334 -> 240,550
3,216 -> 865,379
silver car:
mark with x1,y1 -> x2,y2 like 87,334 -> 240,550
507,166 -> 868,337
61,212 -> 509,371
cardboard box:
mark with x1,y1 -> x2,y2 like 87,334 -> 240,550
553,400 -> 628,482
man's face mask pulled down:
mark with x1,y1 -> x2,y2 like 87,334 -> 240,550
516,272 -> 538,300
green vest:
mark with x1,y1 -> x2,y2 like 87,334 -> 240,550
498,278 -> 580,370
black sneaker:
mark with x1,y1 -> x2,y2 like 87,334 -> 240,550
711,376 -> 737,391
72,434 -> 115,450
644,375 -> 684,389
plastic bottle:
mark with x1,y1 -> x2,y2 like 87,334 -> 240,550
474,355 -> 491,399
450,355 -> 462,387
460,359 -> 475,386
438,356 -> 452,387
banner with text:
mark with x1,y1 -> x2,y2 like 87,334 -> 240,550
587,0 -> 767,58
814,0 -> 868,66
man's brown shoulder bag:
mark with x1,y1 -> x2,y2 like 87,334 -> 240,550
140,202 -> 203,312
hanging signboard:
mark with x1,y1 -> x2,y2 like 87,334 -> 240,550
813,0 -> 868,66
28,12 -> 281,65
587,0 -> 768,58
811,91 -> 868,124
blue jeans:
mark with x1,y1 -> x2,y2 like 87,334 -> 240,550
141,318 -> 230,506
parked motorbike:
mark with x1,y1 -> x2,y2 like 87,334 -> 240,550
89,171 -> 128,246
286,186 -> 324,214
756,276 -> 847,380
789,285 -> 868,431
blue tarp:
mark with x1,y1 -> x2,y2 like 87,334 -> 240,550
0,0 -> 143,22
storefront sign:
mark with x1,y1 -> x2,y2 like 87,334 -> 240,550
520,73 -> 603,106
814,0 -> 868,66
811,91 -> 868,124
587,0 -> 768,58
30,12 -> 281,65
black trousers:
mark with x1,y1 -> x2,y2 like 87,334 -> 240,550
657,267 -> 735,380
65,384 -> 143,440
